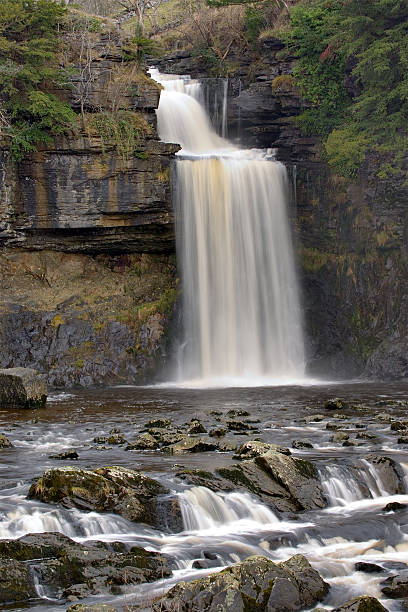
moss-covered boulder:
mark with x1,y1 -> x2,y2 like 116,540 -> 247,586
152,554 -> 329,611
28,465 -> 178,528
0,557 -> 36,603
0,532 -> 171,603
0,367 -> 47,408
333,596 -> 388,612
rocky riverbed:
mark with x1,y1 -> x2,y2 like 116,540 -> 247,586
0,381 -> 408,611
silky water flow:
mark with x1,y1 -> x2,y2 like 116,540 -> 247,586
150,69 -> 306,386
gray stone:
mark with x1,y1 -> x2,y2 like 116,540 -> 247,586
0,367 -> 47,408
333,596 -> 388,612
0,557 -> 36,603
152,554 -> 329,611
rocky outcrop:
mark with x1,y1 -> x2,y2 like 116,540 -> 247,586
28,465 -> 181,529
0,37 -> 179,255
0,367 -> 47,408
0,532 -> 170,603
152,554 -> 329,611
0,250 -> 177,386
177,445 -> 325,513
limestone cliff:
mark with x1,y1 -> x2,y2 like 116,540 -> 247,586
0,35 -> 179,387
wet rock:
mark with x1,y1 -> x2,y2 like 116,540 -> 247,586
192,552 -> 223,569
0,557 -> 36,603
28,465 -> 174,528
147,428 -> 185,447
390,421 -> 408,431
383,501 -> 407,512
226,409 -> 250,417
365,455 -> 406,494
292,440 -> 313,449
226,419 -> 256,431
209,427 -> 227,437
165,436 -> 218,454
331,432 -> 349,442
323,398 -> 348,411
333,595 -> 388,612
187,419 -> 207,434
234,441 -> 291,459
175,468 -> 234,492
218,440 -> 238,452
0,434 -> 12,448
254,450 -> 325,510
356,432 -> 377,440
397,436 -> 408,444
49,449 -> 79,460
0,532 -> 170,602
381,571 -> 408,598
305,414 -> 325,423
144,418 -> 172,429
0,367 -> 47,409
152,554 -> 329,611
126,432 -> 159,450
326,422 -> 341,430
375,413 -> 392,423
354,562 -> 384,573
93,434 -> 127,445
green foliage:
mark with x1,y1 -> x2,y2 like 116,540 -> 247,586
122,27 -> 161,65
86,110 -> 151,159
0,0 -> 77,160
283,0 -> 408,178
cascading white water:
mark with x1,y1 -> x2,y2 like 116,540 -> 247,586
150,68 -> 305,385
178,486 -> 279,531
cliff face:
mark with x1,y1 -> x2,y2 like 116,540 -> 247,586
156,45 -> 408,380
0,37 -> 180,387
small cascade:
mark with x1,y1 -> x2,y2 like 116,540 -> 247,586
178,486 -> 279,531
0,496 -> 131,540
150,67 -> 305,385
320,462 -> 405,507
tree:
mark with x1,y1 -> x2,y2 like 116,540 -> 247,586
0,0 -> 77,160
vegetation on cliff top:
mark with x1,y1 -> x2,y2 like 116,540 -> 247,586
279,0 -> 408,178
0,0 -> 158,160
0,0 -> 76,160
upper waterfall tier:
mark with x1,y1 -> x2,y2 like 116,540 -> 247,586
150,68 -> 306,386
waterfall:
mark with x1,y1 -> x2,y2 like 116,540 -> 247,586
150,69 -> 305,385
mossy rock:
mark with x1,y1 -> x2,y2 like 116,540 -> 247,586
0,434 -> 12,448
28,465 -> 173,527
333,595 -> 389,612
0,557 -> 36,603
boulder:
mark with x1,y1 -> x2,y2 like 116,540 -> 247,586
381,570 -> 408,598
152,554 -> 329,611
144,418 -> 172,429
323,398 -> 348,411
333,596 -> 388,612
0,434 -> 12,448
126,432 -> 160,450
187,419 -> 207,434
0,557 -> 36,603
365,455 -> 406,495
254,450 -> 326,510
164,436 -> 218,454
28,465 -> 177,528
0,532 -> 170,602
354,562 -> 384,573
49,449 -> 79,460
0,367 -> 47,408
234,441 -> 291,459
292,440 -> 313,449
